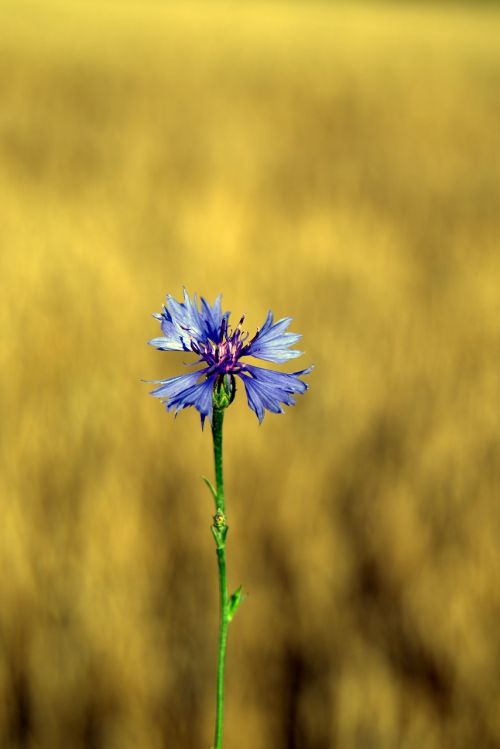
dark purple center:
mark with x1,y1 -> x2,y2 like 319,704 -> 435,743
192,317 -> 250,375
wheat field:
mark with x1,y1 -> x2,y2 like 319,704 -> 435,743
1,1 -> 499,747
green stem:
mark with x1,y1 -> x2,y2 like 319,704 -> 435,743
214,546 -> 228,749
212,407 -> 229,749
212,407 -> 225,513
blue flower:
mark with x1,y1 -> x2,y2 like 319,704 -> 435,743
147,289 -> 312,426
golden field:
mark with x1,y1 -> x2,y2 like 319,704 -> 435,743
1,1 -> 499,747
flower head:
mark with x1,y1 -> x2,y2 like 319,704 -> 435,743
147,289 -> 312,426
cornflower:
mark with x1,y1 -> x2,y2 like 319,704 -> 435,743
146,290 -> 312,749
148,289 -> 311,424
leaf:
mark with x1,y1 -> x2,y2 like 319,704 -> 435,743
211,525 -> 227,549
227,585 -> 245,621
202,475 -> 217,503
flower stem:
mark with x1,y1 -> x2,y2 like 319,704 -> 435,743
212,407 -> 225,514
211,407 -> 229,749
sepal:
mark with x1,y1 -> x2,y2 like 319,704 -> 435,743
212,374 -> 236,410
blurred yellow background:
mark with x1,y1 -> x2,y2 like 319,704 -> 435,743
1,1 -> 499,747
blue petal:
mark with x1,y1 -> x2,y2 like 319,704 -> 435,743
200,294 -> 228,342
157,307 -> 193,351
168,373 -> 217,428
148,335 -> 186,352
238,365 -> 312,423
166,291 -> 204,340
242,311 -> 303,363
154,289 -> 229,352
149,370 -> 204,399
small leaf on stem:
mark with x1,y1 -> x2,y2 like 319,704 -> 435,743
202,475 -> 218,503
228,585 -> 245,621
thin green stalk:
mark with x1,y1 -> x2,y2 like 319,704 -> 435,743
212,407 -> 225,513
211,407 -> 229,749
214,546 -> 228,749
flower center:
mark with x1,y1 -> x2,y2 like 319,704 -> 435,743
196,316 -> 248,374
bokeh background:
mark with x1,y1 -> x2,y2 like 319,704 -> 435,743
1,1 -> 500,747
